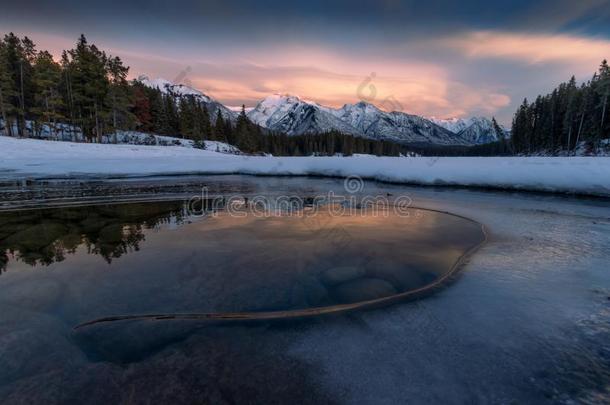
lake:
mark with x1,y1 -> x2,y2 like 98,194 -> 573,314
0,175 -> 608,404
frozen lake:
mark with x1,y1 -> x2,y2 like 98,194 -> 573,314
1,175 -> 609,404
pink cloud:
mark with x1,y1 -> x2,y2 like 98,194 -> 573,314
21,30 -> 515,120
440,30 -> 610,69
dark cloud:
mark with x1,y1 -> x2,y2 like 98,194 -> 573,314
3,0 -> 606,43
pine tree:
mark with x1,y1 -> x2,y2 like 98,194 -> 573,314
165,93 -> 179,134
107,55 -> 133,142
20,36 -> 37,133
2,33 -> 28,135
178,96 -> 194,139
224,118 -> 234,145
66,35 -> 110,141
488,117 -> 508,153
31,50 -> 64,137
200,104 -> 212,141
132,82 -> 153,132
214,110 -> 225,142
562,76 -> 578,152
597,60 -> 610,140
235,105 -> 255,152
59,50 -> 77,138
0,38 -> 16,136
510,61 -> 610,154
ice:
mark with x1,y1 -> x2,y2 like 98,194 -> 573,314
0,176 -> 609,403
282,179 -> 610,404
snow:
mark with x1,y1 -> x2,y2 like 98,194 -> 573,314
428,116 -> 475,133
136,75 -> 236,121
0,124 -> 240,154
128,79 -> 502,145
524,140 -> 610,157
99,131 -> 240,154
203,140 -> 241,154
247,94 -> 304,128
137,75 -> 211,101
226,105 -> 255,113
247,96 -> 469,145
1,136 -> 609,197
429,116 -> 510,143
0,119 -> 85,142
247,94 -> 363,137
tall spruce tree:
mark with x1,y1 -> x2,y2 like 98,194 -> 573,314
132,82 -> 153,132
235,105 -> 255,152
511,61 -> 610,154
597,60 -> 610,140
0,38 -> 16,136
178,96 -> 194,139
214,110 -> 226,142
1,30 -> 471,158
31,50 -> 64,137
107,55 -> 133,141
66,35 -> 111,141
2,33 -> 29,135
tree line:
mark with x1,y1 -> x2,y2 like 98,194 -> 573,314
511,60 -> 610,155
0,32 -> 406,157
0,33 -> 133,141
12,31 -> 605,157
257,129 -> 403,157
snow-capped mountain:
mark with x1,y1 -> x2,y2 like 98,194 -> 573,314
138,75 -> 236,121
428,117 -> 474,134
429,117 -> 509,144
138,77 -> 507,145
330,102 -> 468,145
226,105 -> 255,113
247,94 -> 366,136
248,95 -> 469,145
458,118 -> 508,144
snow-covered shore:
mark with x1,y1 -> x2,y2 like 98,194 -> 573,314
1,136 -> 610,197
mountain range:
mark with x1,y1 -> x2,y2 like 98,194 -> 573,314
429,117 -> 510,145
139,76 -> 508,146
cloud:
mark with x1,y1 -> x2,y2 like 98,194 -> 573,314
13,28 -> 585,125
172,58 -> 511,121
513,0 -> 609,30
440,30 -> 610,68
443,84 -> 511,118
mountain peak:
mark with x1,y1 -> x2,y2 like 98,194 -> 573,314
343,100 -> 381,112
137,74 -> 236,121
260,93 -> 302,105
137,75 -> 211,101
429,116 -> 508,143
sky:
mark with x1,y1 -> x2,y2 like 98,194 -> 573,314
1,0 -> 609,125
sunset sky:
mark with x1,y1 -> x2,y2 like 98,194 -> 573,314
2,0 -> 609,124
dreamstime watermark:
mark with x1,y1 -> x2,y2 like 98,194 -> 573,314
343,175 -> 365,193
427,156 -> 441,167
185,176 -> 413,218
172,66 -> 193,88
357,72 -> 404,113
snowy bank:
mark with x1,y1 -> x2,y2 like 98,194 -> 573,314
0,121 -> 240,154
1,136 -> 610,197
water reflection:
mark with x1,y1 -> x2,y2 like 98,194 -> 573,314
0,201 -> 485,314
0,202 -> 188,272
0,199 -> 486,373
